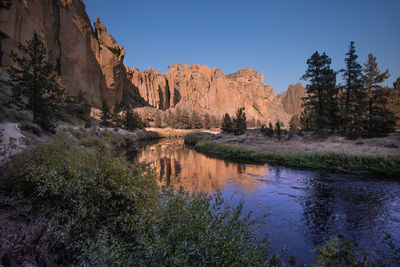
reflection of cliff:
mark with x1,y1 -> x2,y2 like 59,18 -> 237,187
134,139 -> 270,192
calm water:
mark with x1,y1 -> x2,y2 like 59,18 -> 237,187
132,138 -> 400,264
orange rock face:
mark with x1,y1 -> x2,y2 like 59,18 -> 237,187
129,62 -> 305,125
0,0 -> 128,109
0,0 -> 305,124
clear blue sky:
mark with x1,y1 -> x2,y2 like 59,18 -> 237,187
84,0 -> 400,93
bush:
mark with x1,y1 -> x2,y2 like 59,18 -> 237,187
2,137 -> 280,265
3,138 -> 159,264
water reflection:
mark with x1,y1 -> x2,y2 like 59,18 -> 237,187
134,139 -> 270,192
133,138 -> 400,264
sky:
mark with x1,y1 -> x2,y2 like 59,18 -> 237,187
84,0 -> 400,93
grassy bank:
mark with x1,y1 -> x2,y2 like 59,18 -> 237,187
184,133 -> 400,177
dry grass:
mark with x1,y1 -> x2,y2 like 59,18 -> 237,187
210,132 -> 400,156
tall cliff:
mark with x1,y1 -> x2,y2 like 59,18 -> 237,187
129,62 -> 305,125
0,0 -> 135,109
0,0 -> 304,126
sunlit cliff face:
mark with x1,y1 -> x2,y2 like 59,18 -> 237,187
134,139 -> 270,192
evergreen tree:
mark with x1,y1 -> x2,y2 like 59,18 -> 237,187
301,51 -> 339,135
233,107 -> 247,135
342,41 -> 366,138
289,114 -> 300,131
124,106 -> 143,130
8,31 -> 64,133
362,53 -> 394,137
275,120 -> 282,140
203,113 -> 211,129
267,122 -> 274,137
260,124 -> 267,136
101,99 -> 111,126
221,113 -> 233,133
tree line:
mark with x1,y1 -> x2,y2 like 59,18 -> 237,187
301,41 -> 400,138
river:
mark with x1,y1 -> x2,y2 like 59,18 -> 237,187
132,138 -> 400,264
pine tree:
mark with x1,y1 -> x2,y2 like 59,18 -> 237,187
124,106 -> 143,130
221,113 -> 233,133
289,114 -> 300,131
362,53 -> 394,137
203,113 -> 211,129
8,31 -> 64,133
232,107 -> 246,135
101,99 -> 111,126
260,124 -> 267,136
267,122 -> 274,137
342,41 -> 366,138
275,120 -> 282,140
301,51 -> 338,135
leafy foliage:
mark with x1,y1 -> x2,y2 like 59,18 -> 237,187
8,31 -> 64,133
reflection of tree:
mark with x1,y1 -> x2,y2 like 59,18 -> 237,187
237,164 -> 246,174
300,173 -> 391,248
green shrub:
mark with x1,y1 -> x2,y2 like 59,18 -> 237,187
2,137 -> 280,265
3,138 -> 159,264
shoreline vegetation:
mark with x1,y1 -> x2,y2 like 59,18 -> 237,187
184,132 -> 400,177
1,128 -> 399,265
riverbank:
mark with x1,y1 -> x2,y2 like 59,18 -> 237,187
184,132 -> 400,176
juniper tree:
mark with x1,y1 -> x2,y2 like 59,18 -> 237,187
233,107 -> 247,135
342,41 -> 366,138
301,51 -> 339,135
362,53 -> 394,137
8,31 -> 64,133
221,113 -> 233,133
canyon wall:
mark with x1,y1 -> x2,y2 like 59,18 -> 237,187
130,62 -> 305,125
0,0 -> 133,108
0,0 -> 304,126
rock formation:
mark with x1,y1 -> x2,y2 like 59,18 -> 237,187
130,62 -> 304,126
277,83 -> 306,116
0,0 -> 133,109
0,0 -> 305,126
